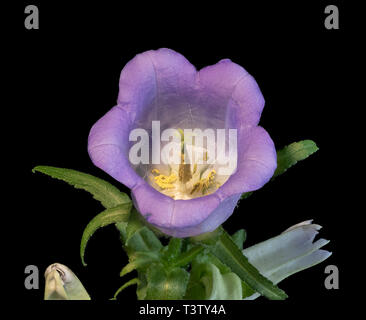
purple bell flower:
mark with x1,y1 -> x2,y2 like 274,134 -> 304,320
88,48 -> 276,237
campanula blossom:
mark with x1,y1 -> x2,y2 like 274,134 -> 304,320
88,48 -> 276,237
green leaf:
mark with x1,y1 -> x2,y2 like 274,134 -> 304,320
208,229 -> 288,300
273,140 -> 319,178
241,280 -> 256,298
184,272 -> 206,299
32,166 -> 130,209
125,209 -> 145,238
120,251 -> 160,277
145,263 -> 190,300
171,245 -> 204,268
125,226 -> 163,253
116,208 -> 144,244
112,278 -> 140,300
232,229 -> 247,250
240,140 -> 318,200
136,273 -> 148,300
162,238 -> 182,263
80,203 -> 132,266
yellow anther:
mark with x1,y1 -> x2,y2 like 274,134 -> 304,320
151,171 -> 177,190
190,169 -> 217,195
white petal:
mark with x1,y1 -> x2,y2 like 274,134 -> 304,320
242,221 -> 331,300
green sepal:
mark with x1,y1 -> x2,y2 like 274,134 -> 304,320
120,251 -> 160,277
80,202 -> 132,266
125,226 -> 163,253
161,238 -> 183,263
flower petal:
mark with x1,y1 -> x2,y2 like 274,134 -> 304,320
197,59 -> 265,129
118,48 -> 197,129
88,106 -> 142,189
131,183 -> 175,228
217,126 -> 277,198
137,193 -> 241,238
242,221 -> 331,300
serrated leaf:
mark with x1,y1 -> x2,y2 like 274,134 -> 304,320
120,251 -> 160,277
116,208 -> 144,244
241,280 -> 255,298
209,229 -> 288,300
80,203 -> 132,266
33,166 -> 130,208
112,278 -> 140,300
145,263 -> 190,300
273,140 -> 319,178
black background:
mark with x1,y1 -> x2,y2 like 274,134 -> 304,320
7,0 -> 355,316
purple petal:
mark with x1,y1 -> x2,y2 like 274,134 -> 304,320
118,48 -> 197,130
167,194 -> 241,237
131,182 -> 175,228
197,59 -> 265,129
217,126 -> 277,198
133,188 -> 241,237
88,106 -> 142,189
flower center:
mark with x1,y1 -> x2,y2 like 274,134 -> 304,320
148,130 -> 230,200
